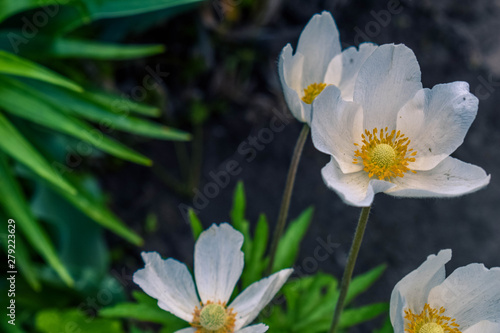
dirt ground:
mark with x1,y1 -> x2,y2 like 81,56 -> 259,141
101,0 -> 500,331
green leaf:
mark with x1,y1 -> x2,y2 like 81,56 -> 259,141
0,0 -> 70,23
188,208 -> 203,240
297,273 -> 338,320
241,213 -> 269,288
29,80 -> 190,141
32,0 -> 205,35
0,214 -> 41,290
101,291 -> 186,329
339,303 -> 389,329
0,50 -> 82,91
85,89 -> 161,117
36,309 -> 124,333
0,112 -> 76,195
295,302 -> 388,332
0,153 -> 74,286
345,264 -> 386,305
230,181 -> 246,230
272,206 -> 314,272
0,76 -> 152,165
8,35 -> 165,60
230,181 -> 252,262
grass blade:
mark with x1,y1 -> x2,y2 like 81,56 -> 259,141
0,77 -> 152,166
0,153 -> 73,286
0,50 -> 82,92
0,112 -> 76,195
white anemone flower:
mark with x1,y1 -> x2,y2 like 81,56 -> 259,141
133,223 -> 293,333
390,249 -> 500,333
278,11 -> 378,123
311,43 -> 490,207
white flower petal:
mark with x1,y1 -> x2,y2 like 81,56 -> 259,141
230,269 -> 293,330
390,292 -> 407,333
278,44 -> 309,123
390,249 -> 452,326
175,328 -> 196,333
428,263 -> 500,331
397,82 -> 479,170
194,223 -> 244,304
311,85 -> 364,173
321,157 -> 395,207
133,252 -> 199,322
324,43 -> 378,101
236,324 -> 269,333
463,320 -> 500,333
353,44 -> 422,131
296,11 -> 341,87
386,157 -> 490,198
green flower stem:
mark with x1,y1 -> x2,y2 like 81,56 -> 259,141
266,123 -> 310,275
328,205 -> 372,333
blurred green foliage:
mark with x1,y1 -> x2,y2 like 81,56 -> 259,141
0,0 -> 204,310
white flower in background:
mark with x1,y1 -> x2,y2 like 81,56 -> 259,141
133,223 -> 292,333
311,43 -> 490,207
278,11 -> 378,123
390,249 -> 500,333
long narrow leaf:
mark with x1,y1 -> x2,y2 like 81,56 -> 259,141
51,38 -> 165,59
85,89 -> 160,117
0,50 -> 82,91
0,112 -> 76,195
35,0 -> 205,35
242,213 -> 269,287
0,77 -> 152,165
272,206 -> 314,272
0,153 -> 73,286
29,80 -> 190,141
0,33 -> 165,60
345,264 -> 386,305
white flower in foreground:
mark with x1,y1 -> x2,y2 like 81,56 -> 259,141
390,249 -> 500,333
133,223 -> 292,333
278,11 -> 378,123
311,43 -> 490,206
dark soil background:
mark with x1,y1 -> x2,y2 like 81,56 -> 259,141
100,0 -> 500,331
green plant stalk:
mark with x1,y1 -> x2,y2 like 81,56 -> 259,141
328,205 -> 372,333
266,123 -> 309,275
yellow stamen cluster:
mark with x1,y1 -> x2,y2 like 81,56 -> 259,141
404,304 -> 461,333
353,127 -> 417,180
191,301 -> 236,333
302,82 -> 328,104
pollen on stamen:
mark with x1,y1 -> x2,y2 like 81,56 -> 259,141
353,127 -> 417,180
302,82 -> 328,104
404,303 -> 461,333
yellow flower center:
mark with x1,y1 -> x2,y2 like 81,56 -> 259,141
420,323 -> 445,333
404,304 -> 461,333
302,82 -> 328,104
191,301 -> 236,333
353,127 -> 417,180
